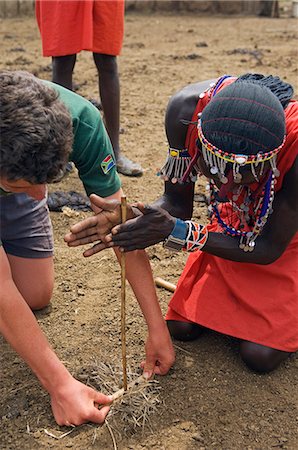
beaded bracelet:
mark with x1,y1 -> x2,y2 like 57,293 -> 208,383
183,221 -> 209,252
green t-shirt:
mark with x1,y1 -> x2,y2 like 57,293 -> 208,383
45,81 -> 121,197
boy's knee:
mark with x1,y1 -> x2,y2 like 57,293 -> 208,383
240,341 -> 290,373
30,291 -> 52,311
27,281 -> 53,311
31,296 -> 51,311
167,320 -> 204,342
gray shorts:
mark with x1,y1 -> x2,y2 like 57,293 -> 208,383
0,193 -> 54,258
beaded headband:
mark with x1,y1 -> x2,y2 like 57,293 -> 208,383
197,118 -> 285,183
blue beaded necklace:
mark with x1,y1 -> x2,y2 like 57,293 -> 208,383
210,171 -> 275,252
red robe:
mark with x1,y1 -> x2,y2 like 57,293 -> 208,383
166,79 -> 298,352
36,0 -> 124,57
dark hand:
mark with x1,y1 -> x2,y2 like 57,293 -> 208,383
106,203 -> 176,252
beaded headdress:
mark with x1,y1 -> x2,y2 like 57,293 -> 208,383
201,79 -> 288,251
158,75 -> 288,186
197,118 -> 285,184
198,79 -> 286,182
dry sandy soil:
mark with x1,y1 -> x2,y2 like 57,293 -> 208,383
1,10 -> 298,450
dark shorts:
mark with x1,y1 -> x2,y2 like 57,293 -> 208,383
0,193 -> 54,258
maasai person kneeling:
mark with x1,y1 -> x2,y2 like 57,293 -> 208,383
65,74 -> 298,374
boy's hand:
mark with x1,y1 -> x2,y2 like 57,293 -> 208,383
50,376 -> 112,426
106,203 -> 176,252
64,194 -> 138,256
141,327 -> 175,379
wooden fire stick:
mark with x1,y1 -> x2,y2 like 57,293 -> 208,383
155,277 -> 176,293
120,196 -> 128,391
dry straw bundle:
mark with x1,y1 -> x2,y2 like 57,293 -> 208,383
81,360 -> 161,435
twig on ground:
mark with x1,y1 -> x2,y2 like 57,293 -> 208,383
105,420 -> 118,450
155,277 -> 176,292
44,427 -> 76,440
173,343 -> 193,355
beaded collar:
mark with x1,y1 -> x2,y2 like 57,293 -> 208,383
209,171 -> 275,252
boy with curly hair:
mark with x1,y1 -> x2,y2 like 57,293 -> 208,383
0,71 -> 174,426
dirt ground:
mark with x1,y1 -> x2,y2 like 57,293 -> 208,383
1,10 -> 298,450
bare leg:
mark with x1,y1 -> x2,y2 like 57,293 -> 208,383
7,254 -> 54,310
52,54 -> 77,90
240,340 -> 292,373
93,53 -> 120,157
167,320 -> 205,341
93,52 -> 143,176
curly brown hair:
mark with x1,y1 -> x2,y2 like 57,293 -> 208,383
0,70 -> 73,184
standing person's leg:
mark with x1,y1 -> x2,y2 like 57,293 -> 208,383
92,53 -> 120,158
51,54 -> 76,176
93,52 -> 143,176
52,54 -> 77,90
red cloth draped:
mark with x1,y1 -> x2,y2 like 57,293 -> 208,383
166,79 -> 298,352
36,0 -> 125,57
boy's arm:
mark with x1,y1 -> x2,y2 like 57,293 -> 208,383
85,188 -> 175,376
0,247 -> 111,426
114,246 -> 175,377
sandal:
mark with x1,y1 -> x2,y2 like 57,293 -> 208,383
116,154 -> 143,177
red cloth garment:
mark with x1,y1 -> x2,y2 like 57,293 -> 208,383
166,79 -> 298,352
36,0 -> 125,57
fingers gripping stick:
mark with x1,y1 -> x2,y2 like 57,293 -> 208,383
110,375 -> 149,402
120,196 -> 128,390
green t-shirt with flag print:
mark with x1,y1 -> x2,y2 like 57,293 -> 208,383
44,81 -> 121,198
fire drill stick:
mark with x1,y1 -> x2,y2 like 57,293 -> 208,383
120,196 -> 128,390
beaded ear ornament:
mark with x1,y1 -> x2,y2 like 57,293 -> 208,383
197,118 -> 285,184
157,147 -> 201,184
